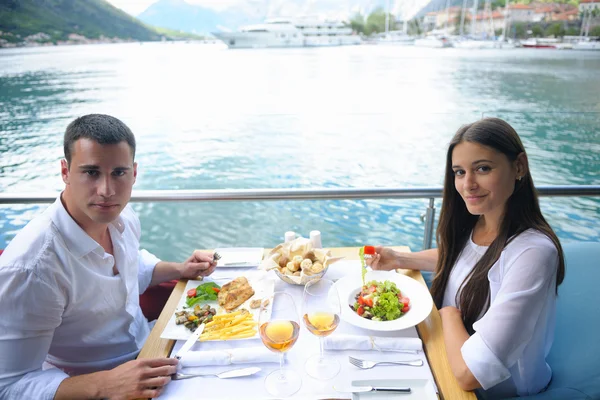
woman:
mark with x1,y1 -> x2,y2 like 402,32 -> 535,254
369,118 -> 564,399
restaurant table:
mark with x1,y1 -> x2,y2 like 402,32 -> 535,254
138,247 -> 476,400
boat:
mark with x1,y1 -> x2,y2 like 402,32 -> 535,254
453,38 -> 515,49
212,18 -> 361,49
414,35 -> 453,48
453,0 -> 515,50
520,38 -> 559,49
573,39 -> 600,50
374,31 -> 415,45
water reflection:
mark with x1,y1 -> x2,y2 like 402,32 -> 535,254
0,44 -> 598,258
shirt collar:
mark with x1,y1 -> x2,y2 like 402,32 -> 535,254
469,231 -> 489,256
49,194 -> 126,258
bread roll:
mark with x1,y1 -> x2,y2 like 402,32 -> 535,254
311,262 -> 324,273
278,255 -> 290,269
287,261 -> 299,272
292,255 -> 303,268
300,258 -> 313,271
303,250 -> 316,262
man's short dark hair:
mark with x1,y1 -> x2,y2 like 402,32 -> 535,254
64,114 -> 136,164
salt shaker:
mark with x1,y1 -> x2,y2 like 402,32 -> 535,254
309,230 -> 322,249
284,231 -> 296,243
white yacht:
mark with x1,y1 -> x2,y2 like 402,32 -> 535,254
414,35 -> 453,48
453,38 -> 515,49
374,31 -> 415,45
573,38 -> 600,51
212,18 -> 361,49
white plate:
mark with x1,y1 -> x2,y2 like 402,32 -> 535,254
333,270 -> 433,332
215,247 -> 264,268
351,379 -> 437,400
160,274 -> 274,341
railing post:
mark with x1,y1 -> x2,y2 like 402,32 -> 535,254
422,198 -> 436,250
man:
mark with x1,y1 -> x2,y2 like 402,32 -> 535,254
0,114 -> 217,399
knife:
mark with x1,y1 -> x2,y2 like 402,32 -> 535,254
334,385 -> 411,393
173,323 -> 205,360
172,366 -> 261,380
223,261 -> 255,266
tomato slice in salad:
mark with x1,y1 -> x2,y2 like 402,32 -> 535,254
187,288 -> 197,298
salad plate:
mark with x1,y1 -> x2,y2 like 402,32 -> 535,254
332,270 -> 433,332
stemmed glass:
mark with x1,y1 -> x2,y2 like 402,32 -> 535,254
302,278 -> 341,380
258,291 -> 302,397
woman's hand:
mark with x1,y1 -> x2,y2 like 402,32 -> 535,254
367,246 -> 401,271
439,306 -> 462,319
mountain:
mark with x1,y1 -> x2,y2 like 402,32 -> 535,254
138,0 -> 224,34
137,0 -> 431,34
138,0 -> 265,34
414,0 -> 465,17
0,0 -> 160,43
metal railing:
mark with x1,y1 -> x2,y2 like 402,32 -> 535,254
1,185 -> 599,250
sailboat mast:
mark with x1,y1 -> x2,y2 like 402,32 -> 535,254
502,0 -> 510,40
385,0 -> 390,34
470,0 -> 479,36
460,0 -> 469,36
445,0 -> 451,34
486,0 -> 493,37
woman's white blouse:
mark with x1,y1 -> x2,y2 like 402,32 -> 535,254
442,230 -> 558,398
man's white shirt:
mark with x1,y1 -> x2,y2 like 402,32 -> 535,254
0,197 -> 160,400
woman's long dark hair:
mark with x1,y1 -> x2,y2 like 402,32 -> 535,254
430,118 -> 565,335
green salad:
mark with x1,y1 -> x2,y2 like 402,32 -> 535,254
185,282 -> 221,307
351,280 -> 411,321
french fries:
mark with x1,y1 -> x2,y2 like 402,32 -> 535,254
200,309 -> 258,341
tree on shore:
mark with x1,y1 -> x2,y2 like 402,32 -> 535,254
349,8 -> 396,36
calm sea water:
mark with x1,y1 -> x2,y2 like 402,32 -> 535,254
0,42 -> 598,261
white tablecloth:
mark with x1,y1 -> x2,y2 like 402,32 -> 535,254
160,261 -> 438,399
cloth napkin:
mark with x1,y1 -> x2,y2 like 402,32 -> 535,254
323,334 -> 423,352
180,347 -> 280,367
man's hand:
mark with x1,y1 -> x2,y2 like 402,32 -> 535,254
100,358 -> 178,400
55,358 -> 178,400
367,246 -> 401,271
180,250 -> 217,279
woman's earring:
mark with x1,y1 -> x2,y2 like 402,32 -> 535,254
517,176 -> 522,181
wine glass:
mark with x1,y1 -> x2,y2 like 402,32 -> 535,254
258,291 -> 302,397
302,278 -> 341,380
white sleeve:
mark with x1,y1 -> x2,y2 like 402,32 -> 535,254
124,205 -> 161,293
461,243 -> 558,389
138,249 -> 161,293
0,266 -> 69,400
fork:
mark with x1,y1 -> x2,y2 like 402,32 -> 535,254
213,252 -> 221,262
348,356 -> 423,369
